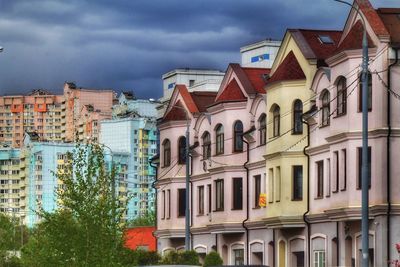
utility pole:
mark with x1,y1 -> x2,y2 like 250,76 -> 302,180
185,117 -> 190,251
334,1 -> 369,266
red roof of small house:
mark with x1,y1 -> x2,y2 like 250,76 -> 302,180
242,67 -> 271,93
190,92 -> 217,112
377,8 -> 400,46
176,84 -> 199,114
163,100 -> 187,121
124,226 -> 156,251
267,51 -> 306,84
335,20 -> 375,53
215,79 -> 247,102
296,29 -> 342,59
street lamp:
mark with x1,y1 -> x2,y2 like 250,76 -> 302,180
334,1 -> 370,266
151,99 -> 191,251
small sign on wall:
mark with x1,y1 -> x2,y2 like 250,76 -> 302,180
259,193 -> 267,207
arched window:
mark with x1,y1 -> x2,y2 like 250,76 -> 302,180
233,121 -> 243,152
259,114 -> 266,145
215,124 -> 224,155
163,139 -> 171,167
202,132 -> 211,160
293,99 -> 303,134
178,136 -> 186,164
272,105 -> 280,137
336,76 -> 347,116
321,90 -> 330,126
358,72 -> 372,112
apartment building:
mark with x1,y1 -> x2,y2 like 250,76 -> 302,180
0,89 -> 64,147
0,147 -> 21,217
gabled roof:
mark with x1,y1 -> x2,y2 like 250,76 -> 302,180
267,51 -> 306,84
190,92 -> 217,112
355,0 -> 389,37
215,79 -> 247,102
377,8 -> 400,46
335,20 -> 375,53
175,84 -> 199,114
163,100 -> 187,121
289,29 -> 342,62
242,68 -> 271,93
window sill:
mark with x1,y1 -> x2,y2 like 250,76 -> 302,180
213,209 -> 224,212
252,206 -> 261,210
314,197 -> 323,200
332,190 -> 339,193
334,112 -> 346,118
291,198 -> 303,201
319,124 -> 330,129
340,188 -> 347,192
197,213 -> 205,217
231,208 -> 243,211
291,132 -> 303,135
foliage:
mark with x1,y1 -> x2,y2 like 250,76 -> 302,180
21,143 -> 128,267
126,210 -> 156,227
120,248 -> 161,266
0,213 -> 27,266
203,251 -> 223,267
160,250 -> 200,266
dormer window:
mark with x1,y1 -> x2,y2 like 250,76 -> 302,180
318,35 -> 334,44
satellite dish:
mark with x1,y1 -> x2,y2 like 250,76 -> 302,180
0,47 -> 3,53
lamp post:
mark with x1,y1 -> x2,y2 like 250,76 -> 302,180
334,1 -> 369,266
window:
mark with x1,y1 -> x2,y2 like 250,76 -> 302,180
254,175 -> 261,208
341,149 -> 347,191
293,166 -> 303,200
259,114 -> 266,145
198,186 -> 204,215
336,76 -> 347,116
358,72 -> 372,112
357,147 -> 371,189
167,189 -> 171,219
326,159 -> 331,197
178,136 -> 186,164
276,167 -> 281,201
232,178 -> 243,210
321,90 -> 330,126
333,151 -> 339,193
161,191 -> 165,219
268,169 -> 274,203
233,249 -> 244,265
178,189 -> 186,217
318,34 -> 334,44
317,161 -> 324,198
314,250 -> 326,267
162,139 -> 171,167
215,124 -> 224,155
293,100 -> 303,134
202,132 -> 211,160
233,121 -> 243,152
272,105 -> 280,137
207,184 -> 212,213
189,79 -> 195,87
215,179 -> 224,211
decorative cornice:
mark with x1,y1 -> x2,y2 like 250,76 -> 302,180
191,172 -> 211,182
154,229 -> 185,239
155,177 -> 185,187
326,47 -> 377,67
207,222 -> 245,234
208,164 -> 245,174
207,101 -> 247,115
245,160 -> 266,170
158,120 -> 187,131
264,150 -> 304,160
190,227 -> 210,235
245,219 -> 268,230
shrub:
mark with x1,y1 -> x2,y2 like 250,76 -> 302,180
120,248 -> 161,266
203,251 -> 223,267
160,250 -> 200,265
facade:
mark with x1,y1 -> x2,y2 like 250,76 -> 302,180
0,147 -> 21,217
100,115 -> 158,220
63,82 -> 114,142
306,3 -> 400,266
264,29 -> 341,267
0,89 -> 64,147
155,64 -> 271,265
240,39 -> 281,69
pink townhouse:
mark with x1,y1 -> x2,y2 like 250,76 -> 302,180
306,1 -> 400,266
155,64 -> 271,265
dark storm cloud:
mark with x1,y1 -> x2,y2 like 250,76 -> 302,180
0,0 -> 398,98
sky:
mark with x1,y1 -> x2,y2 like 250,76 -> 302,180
0,0 -> 398,99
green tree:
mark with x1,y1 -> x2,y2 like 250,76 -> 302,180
0,213 -> 26,266
126,210 -> 155,227
21,144 -> 128,267
203,251 -> 223,267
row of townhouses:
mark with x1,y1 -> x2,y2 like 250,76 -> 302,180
0,83 -> 159,225
155,1 -> 400,266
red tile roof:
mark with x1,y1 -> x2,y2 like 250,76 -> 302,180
163,100 -> 187,121
297,30 -> 342,59
377,8 -> 400,46
356,0 -> 389,37
215,79 -> 247,102
190,92 -> 217,112
335,20 -> 375,53
124,227 -> 156,251
176,84 -> 199,114
267,51 -> 306,84
242,68 -> 270,93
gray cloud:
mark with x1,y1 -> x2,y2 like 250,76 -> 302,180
0,0 -> 398,98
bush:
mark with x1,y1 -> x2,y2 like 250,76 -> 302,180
160,250 -> 200,265
203,251 -> 223,267
120,248 -> 161,266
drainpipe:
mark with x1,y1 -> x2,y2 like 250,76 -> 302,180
150,156 -> 159,251
387,47 -> 399,265
241,126 -> 256,265
336,221 -> 339,266
272,229 -> 276,267
302,119 -> 311,267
